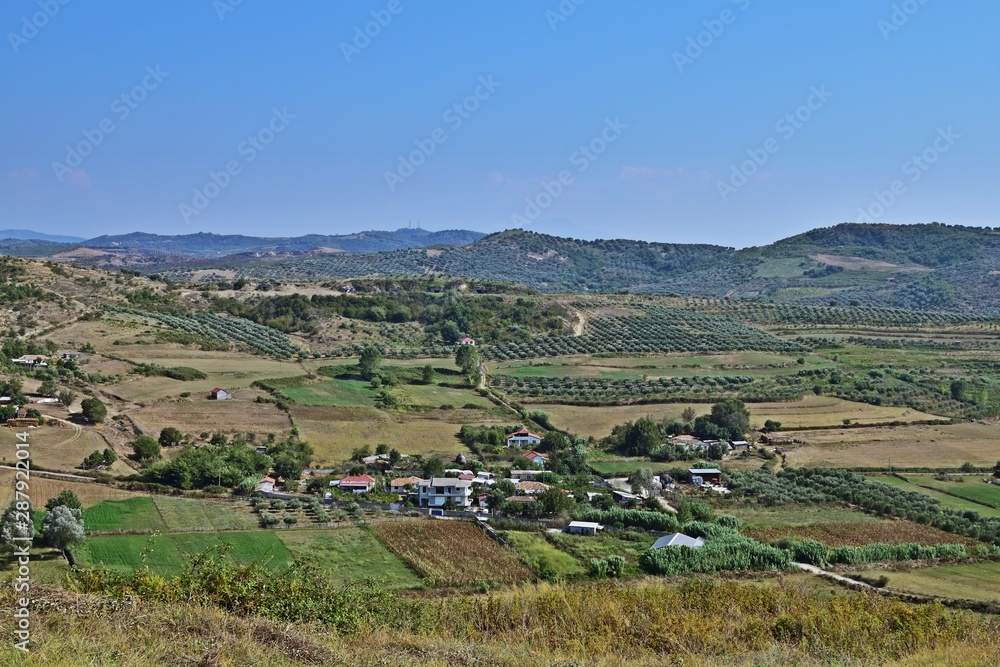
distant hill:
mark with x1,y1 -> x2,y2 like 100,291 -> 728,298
0,229 -> 85,243
0,238 -> 77,257
132,223 -> 1000,311
82,228 -> 485,256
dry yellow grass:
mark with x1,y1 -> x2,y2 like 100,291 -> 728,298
782,422 -> 1000,469
128,391 -> 292,439
0,424 -> 131,475
291,405 -> 503,465
536,395 -> 943,440
0,468 -> 144,508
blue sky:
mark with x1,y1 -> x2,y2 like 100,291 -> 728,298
1,0 -> 997,246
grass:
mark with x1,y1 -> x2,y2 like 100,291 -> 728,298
871,561 -> 1000,602
151,497 -> 260,531
866,476 -> 1000,517
82,497 -> 168,532
535,395 -> 943,440
0,470 -> 144,510
127,390 -> 292,439
281,377 -> 375,407
276,526 -> 423,590
725,503 -> 884,528
76,530 -> 293,577
782,422 -> 1000,469
544,531 -> 652,577
587,458 -> 682,476
904,475 -> 1000,508
744,519 -> 979,547
0,423 -> 131,475
502,530 -> 585,579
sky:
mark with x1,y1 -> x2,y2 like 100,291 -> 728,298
1,0 -> 998,247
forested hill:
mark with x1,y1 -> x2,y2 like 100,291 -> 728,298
141,223 -> 999,311
81,228 -> 485,256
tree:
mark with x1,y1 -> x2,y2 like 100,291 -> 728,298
57,389 -> 77,408
763,420 -> 782,433
158,427 -> 183,448
994,461 -> 1000,478
44,490 -> 82,513
421,365 -> 436,384
132,435 -> 161,464
705,398 -> 750,441
680,406 -> 697,423
41,505 -> 85,565
351,445 -> 372,462
388,448 -> 401,466
358,345 -> 382,380
535,487 -> 573,516
422,456 -> 445,479
38,378 -> 59,397
80,397 -> 107,423
273,454 -> 303,485
630,467 -> 654,495
103,448 -> 117,465
375,443 -> 390,456
455,345 -> 481,385
438,320 -> 461,345
0,498 -> 33,553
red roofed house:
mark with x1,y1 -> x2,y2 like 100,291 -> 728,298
522,450 -> 549,466
210,388 -> 231,400
457,337 -> 476,346
338,474 -> 377,494
506,427 -> 541,448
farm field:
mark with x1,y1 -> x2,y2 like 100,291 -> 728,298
0,424 -> 132,474
292,404 -> 505,464
281,377 -> 375,407
82,497 -> 168,532
127,391 -> 292,439
743,519 -> 979,547
489,352 -> 832,380
76,530 -> 293,576
725,503 -> 884,528
502,530 -> 585,579
544,531 -> 651,577
587,458 -> 684,476
871,561 -> 1000,603
276,526 -> 422,589
865,476 -> 1000,517
900,475 -> 1000,508
535,395 -> 943,440
0,469 -> 143,509
370,520 -> 533,587
782,422 -> 1000,469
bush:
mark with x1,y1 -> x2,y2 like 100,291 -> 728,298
606,555 -> 626,578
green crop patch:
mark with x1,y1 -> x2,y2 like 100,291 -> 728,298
83,497 -> 168,533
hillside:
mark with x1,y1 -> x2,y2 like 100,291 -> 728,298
124,223 -> 1000,311
0,229 -> 85,243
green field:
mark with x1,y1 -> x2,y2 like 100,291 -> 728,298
903,476 -> 1000,508
503,530 -> 585,579
276,526 -> 422,589
866,561 -> 1000,603
587,458 -> 683,477
544,531 -> 651,577
866,476 -> 1000,517
83,497 -> 168,532
151,497 -> 260,531
282,377 -> 375,406
77,530 -> 293,576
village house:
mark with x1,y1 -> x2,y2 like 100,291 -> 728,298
521,450 -> 549,466
338,474 -> 377,494
760,433 -> 794,446
651,533 -> 705,549
505,427 -> 541,448
509,469 -> 543,483
210,388 -> 231,400
567,521 -> 603,536
389,476 -> 423,494
418,477 -> 473,508
457,337 -> 476,346
11,355 -> 47,367
515,480 -> 550,495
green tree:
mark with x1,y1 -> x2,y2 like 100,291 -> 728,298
438,320 -> 461,345
80,397 -> 107,423
680,406 -> 697,423
41,505 -> 85,565
358,345 -> 382,380
38,378 -> 59,397
630,467 -> 654,495
535,487 -> 573,516
388,448 -> 401,466
57,389 -> 77,408
455,345 -> 481,385
763,420 -> 782,432
421,364 -> 436,384
132,435 -> 161,464
273,454 -> 304,486
158,427 -> 183,448
706,398 -> 750,441
422,456 -> 445,479
44,490 -> 82,512
103,448 -> 117,465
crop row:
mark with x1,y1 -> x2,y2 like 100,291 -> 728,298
690,299 -> 1000,326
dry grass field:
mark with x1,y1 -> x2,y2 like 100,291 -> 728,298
781,422 -> 1000,469
872,561 -> 1000,603
291,404 -> 503,464
0,424 -> 132,475
743,520 -> 980,547
535,395 -> 943,440
0,468 -> 145,509
128,390 -> 292,439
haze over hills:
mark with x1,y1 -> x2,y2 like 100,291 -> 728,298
0,229 -> 86,243
3,222 -> 1000,311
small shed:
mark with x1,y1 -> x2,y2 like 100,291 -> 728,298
567,521 -> 603,536
688,468 -> 722,485
210,388 -> 231,400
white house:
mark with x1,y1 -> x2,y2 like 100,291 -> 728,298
567,521 -> 603,536
418,477 -> 473,508
457,337 -> 476,346
505,427 -> 541,448
389,476 -> 423,494
651,533 -> 705,549
338,475 -> 377,494
12,355 -> 47,367
509,469 -> 543,483
210,388 -> 231,400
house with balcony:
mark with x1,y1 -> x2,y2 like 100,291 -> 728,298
505,427 -> 541,448
418,477 -> 473,508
